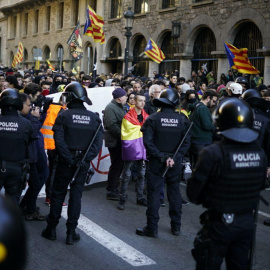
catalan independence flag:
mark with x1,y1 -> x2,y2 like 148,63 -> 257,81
12,42 -> 24,68
121,107 -> 148,161
84,5 -> 105,44
224,42 -> 260,74
46,59 -> 55,71
144,39 -> 165,64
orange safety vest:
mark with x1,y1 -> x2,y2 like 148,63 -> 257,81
40,104 -> 63,150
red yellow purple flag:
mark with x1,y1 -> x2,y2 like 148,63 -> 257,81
224,42 -> 260,74
12,42 -> 24,68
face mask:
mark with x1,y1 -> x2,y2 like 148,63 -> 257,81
54,81 -> 62,88
187,98 -> 197,104
82,82 -> 90,87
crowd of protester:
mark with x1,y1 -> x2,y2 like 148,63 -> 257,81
0,63 -> 270,219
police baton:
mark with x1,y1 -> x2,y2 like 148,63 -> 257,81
162,122 -> 193,178
70,122 -> 102,184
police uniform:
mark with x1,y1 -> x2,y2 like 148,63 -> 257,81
136,89 -> 191,237
0,89 -> 34,205
187,98 -> 267,270
42,82 -> 103,245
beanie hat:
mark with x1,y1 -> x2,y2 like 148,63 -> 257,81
112,88 -> 126,99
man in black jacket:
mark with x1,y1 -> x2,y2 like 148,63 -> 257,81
103,88 -> 127,200
42,82 -> 103,245
187,98 -> 267,270
136,89 -> 191,238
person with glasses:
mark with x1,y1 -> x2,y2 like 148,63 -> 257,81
189,90 -> 218,169
144,84 -> 161,115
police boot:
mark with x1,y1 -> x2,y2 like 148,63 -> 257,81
66,229 -> 80,245
136,226 -> 158,238
263,219 -> 270,226
42,226 -> 56,240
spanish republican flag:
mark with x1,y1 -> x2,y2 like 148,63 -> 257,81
121,107 -> 148,161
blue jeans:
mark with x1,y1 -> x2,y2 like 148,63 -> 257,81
119,160 -> 145,201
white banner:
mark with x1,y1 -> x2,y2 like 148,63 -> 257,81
47,87 -> 115,185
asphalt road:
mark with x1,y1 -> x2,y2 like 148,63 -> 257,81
24,181 -> 270,270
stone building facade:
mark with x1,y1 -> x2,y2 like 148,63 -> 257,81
0,0 -> 270,85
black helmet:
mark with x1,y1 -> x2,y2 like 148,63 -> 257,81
63,82 -> 92,105
241,89 -> 270,111
0,89 -> 23,110
0,195 -> 26,270
235,76 -> 249,85
213,98 -> 258,143
153,88 -> 179,107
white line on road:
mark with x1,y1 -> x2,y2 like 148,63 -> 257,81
61,209 -> 156,267
258,211 -> 270,218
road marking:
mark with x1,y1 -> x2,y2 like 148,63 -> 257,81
258,211 -> 270,218
61,209 -> 156,267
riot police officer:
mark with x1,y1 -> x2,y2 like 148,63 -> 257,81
0,89 -> 34,204
136,89 -> 191,238
42,82 -> 103,245
187,98 -> 267,270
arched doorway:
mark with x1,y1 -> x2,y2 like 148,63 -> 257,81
56,44 -> 64,72
43,46 -> 51,61
233,22 -> 264,76
192,27 -> 217,81
107,38 -> 122,74
84,42 -> 93,75
133,35 -> 148,76
23,48 -> 28,66
159,32 -> 179,74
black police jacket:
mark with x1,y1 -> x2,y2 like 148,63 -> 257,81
187,140 -> 267,213
141,107 -> 191,160
0,110 -> 34,162
53,102 -> 103,164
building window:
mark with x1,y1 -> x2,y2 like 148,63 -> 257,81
46,6 -> 51,31
33,10 -> 39,33
58,2 -> 64,29
72,0 -> 79,26
134,0 -> 149,14
110,0 -> 122,19
12,15 -> 17,37
86,0 -> 97,11
23,13 -> 28,36
109,39 -> 122,58
161,0 -> 175,9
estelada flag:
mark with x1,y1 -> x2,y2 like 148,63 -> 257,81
224,42 -> 260,74
46,59 -> 55,71
12,42 -> 24,68
67,21 -> 83,61
144,39 -> 165,64
84,5 -> 105,44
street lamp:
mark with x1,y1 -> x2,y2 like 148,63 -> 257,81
171,21 -> 182,52
124,7 -> 134,75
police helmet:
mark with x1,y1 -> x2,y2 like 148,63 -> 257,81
0,89 -> 23,110
0,195 -> 26,270
241,88 -> 270,111
153,88 -> 179,107
63,82 -> 92,105
213,98 -> 258,143
228,83 -> 243,95
235,76 -> 249,85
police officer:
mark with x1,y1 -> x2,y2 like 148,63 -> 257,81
235,76 -> 249,92
42,82 -> 103,245
187,98 -> 267,270
136,89 -> 191,238
0,89 -> 34,205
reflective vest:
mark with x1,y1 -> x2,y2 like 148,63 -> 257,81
40,104 -> 63,150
